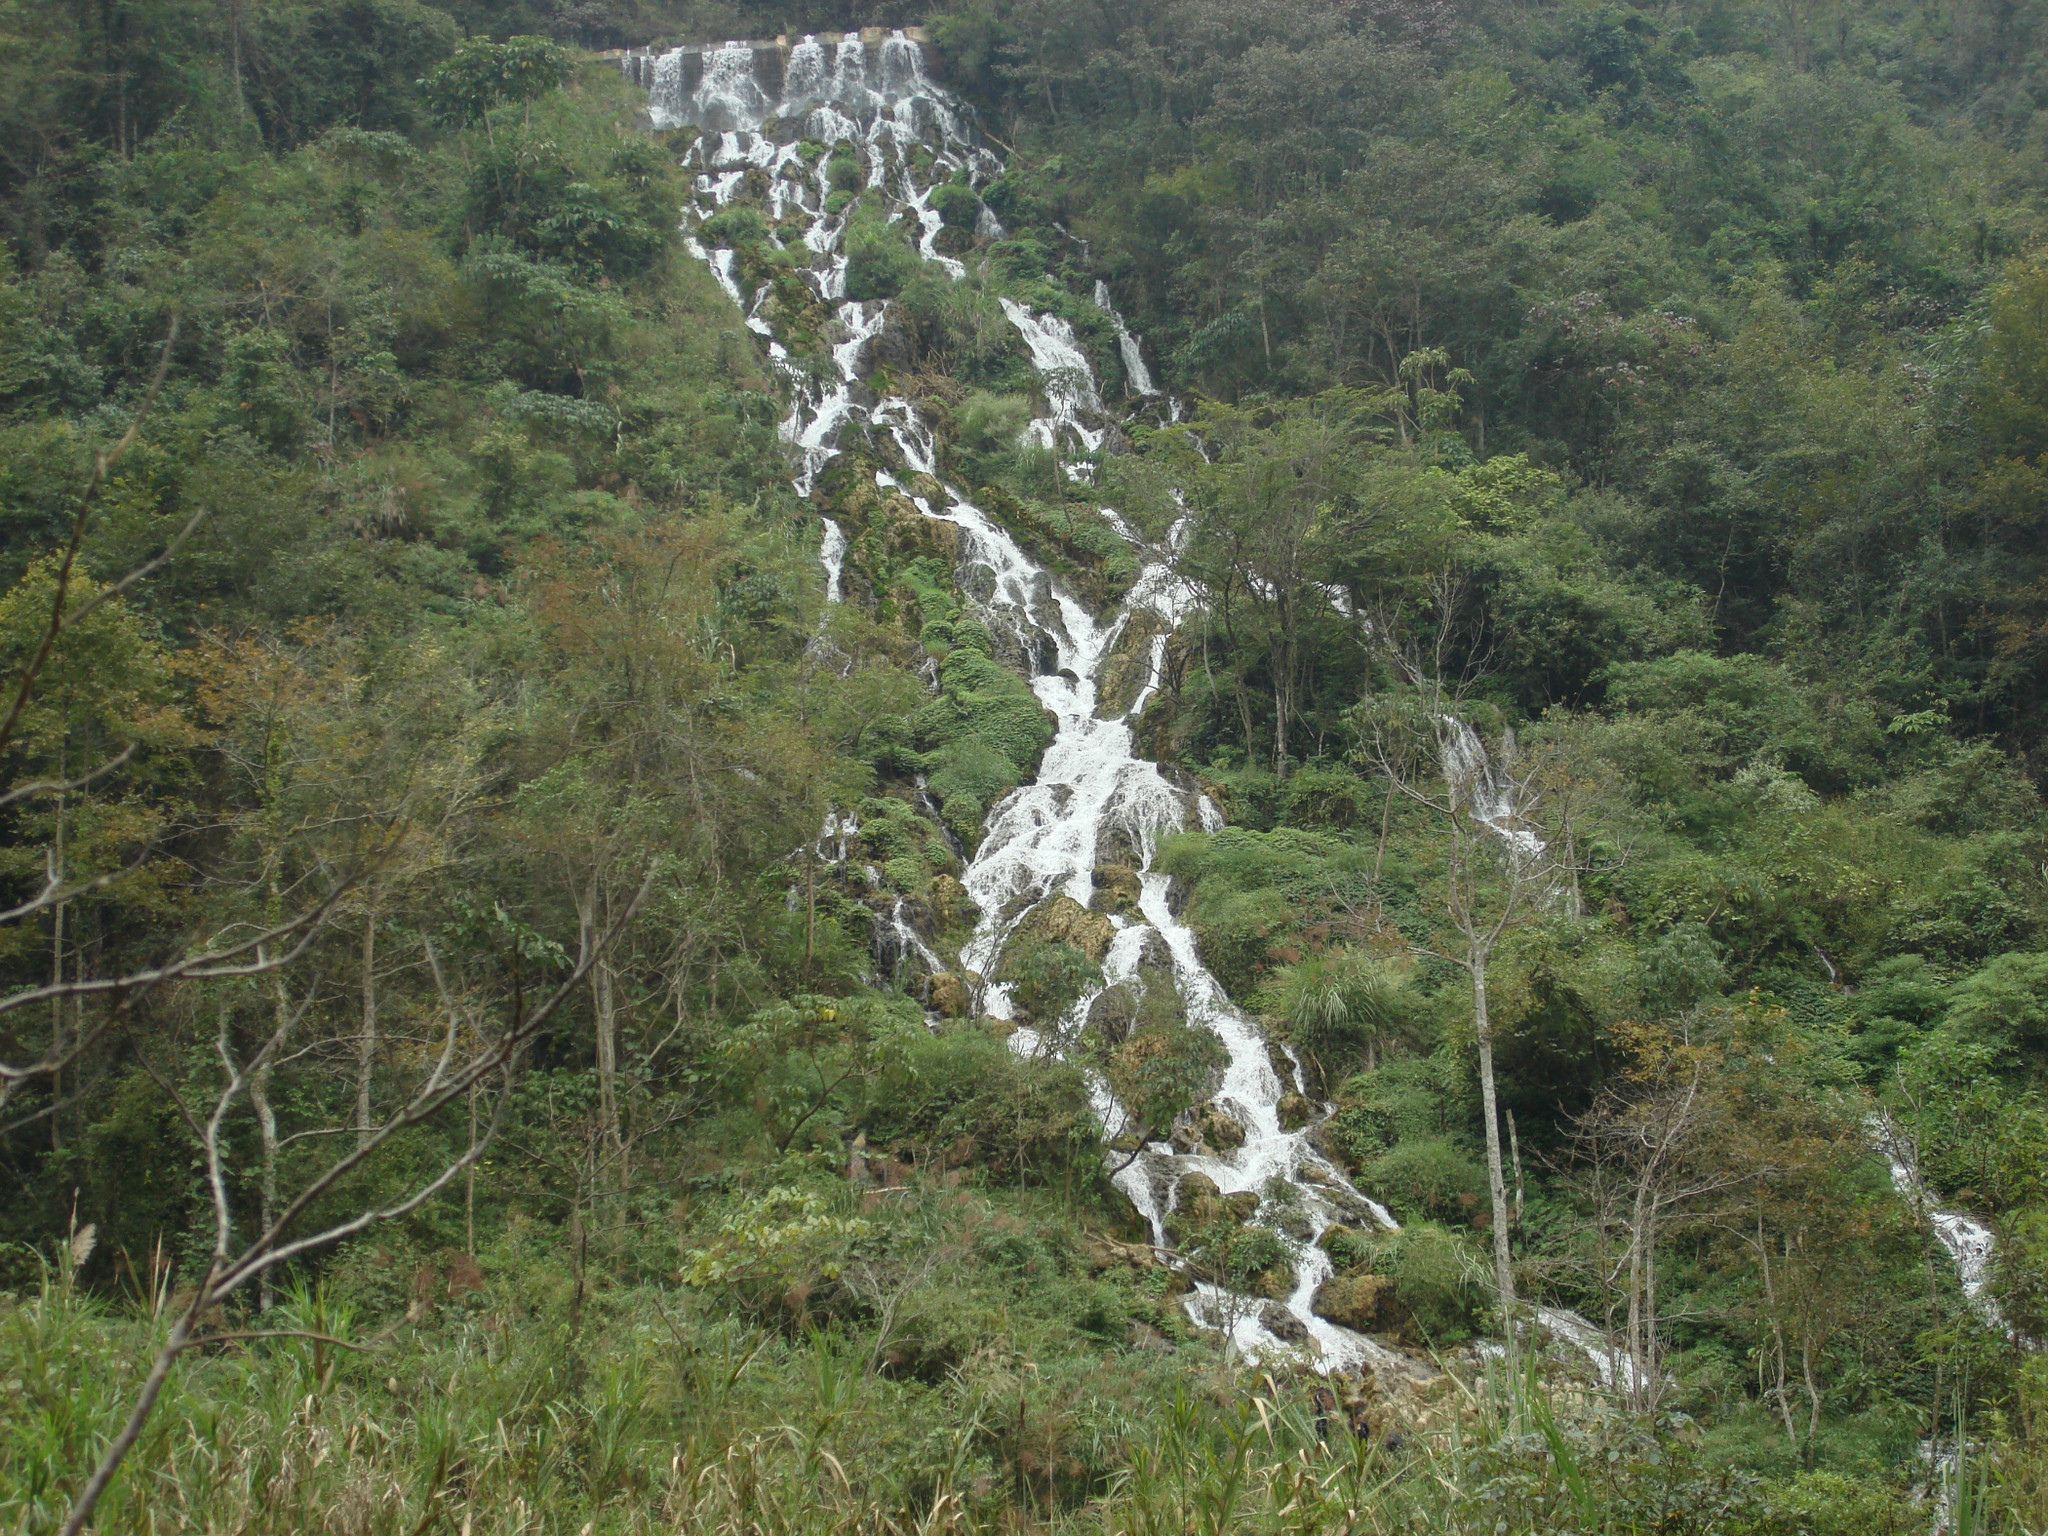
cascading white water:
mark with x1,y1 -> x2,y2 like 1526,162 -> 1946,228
1440,717 -> 1545,857
1095,280 -> 1158,396
1873,1112 -> 2006,1331
644,31 -> 1647,1379
998,298 -> 1108,461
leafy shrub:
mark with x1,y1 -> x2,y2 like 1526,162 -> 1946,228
929,182 -> 980,230
844,208 -> 923,301
1000,939 -> 1100,1025
1368,1221 -> 1487,1343
1361,1137 -> 1488,1225
700,204 -> 769,247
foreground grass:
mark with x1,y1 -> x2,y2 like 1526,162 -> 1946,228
7,1252 -> 2012,1536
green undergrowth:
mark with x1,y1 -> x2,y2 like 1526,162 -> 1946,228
5,1248 -> 1992,1536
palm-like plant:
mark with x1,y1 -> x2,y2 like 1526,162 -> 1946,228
1271,948 -> 1410,1081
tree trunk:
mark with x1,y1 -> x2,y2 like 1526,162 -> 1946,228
593,956 -> 620,1179
254,985 -> 288,1314
355,904 -> 375,1149
1471,955 -> 1518,1353
1627,1180 -> 1652,1412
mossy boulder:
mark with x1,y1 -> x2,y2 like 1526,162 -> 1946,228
1312,1272 -> 1403,1333
1277,1092 -> 1315,1131
928,972 -> 971,1017
1089,862 -> 1142,916
1252,1262 -> 1295,1300
1008,894 -> 1114,963
928,874 -> 978,932
1173,1104 -> 1245,1154
1097,608 -> 1167,720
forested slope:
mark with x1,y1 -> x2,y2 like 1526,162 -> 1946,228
3,0 -> 2048,1532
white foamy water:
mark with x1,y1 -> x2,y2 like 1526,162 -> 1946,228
1872,1112 -> 2006,1332
1095,280 -> 1158,396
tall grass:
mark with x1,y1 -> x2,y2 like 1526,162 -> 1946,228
0,1265 -> 1974,1536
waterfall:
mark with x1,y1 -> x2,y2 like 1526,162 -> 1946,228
1873,1112 -> 2007,1331
1440,716 -> 1545,857
643,29 -> 1631,1381
999,298 -> 1107,459
1094,280 -> 1158,396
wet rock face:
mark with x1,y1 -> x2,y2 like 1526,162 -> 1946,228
1171,1104 -> 1245,1154
1089,862 -> 1142,916
1260,1301 -> 1309,1345
1277,1092 -> 1315,1131
1096,608 -> 1166,719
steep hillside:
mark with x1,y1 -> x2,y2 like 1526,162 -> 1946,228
4,4 -> 2048,1535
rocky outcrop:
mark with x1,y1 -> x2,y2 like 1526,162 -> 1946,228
1312,1272 -> 1403,1333
1171,1104 -> 1245,1154
1007,893 -> 1115,962
927,972 -> 972,1017
1088,862 -> 1141,916
1259,1301 -> 1309,1345
1096,608 -> 1167,719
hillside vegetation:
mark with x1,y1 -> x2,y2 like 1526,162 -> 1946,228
4,0 -> 2048,1532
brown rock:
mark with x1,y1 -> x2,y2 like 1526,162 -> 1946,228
1258,1301 -> 1309,1344
1096,608 -> 1167,719
1089,863 -> 1142,916
927,972 -> 970,1018
1009,894 -> 1115,963
1312,1272 -> 1402,1333
1199,1106 -> 1247,1150
1277,1092 -> 1315,1131
1221,1190 -> 1260,1223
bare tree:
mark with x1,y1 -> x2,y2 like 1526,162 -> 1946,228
1352,618 -> 1559,1371
58,875 -> 652,1536
1563,1029 -> 1736,1411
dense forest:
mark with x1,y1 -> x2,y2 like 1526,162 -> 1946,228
4,0 -> 2048,1531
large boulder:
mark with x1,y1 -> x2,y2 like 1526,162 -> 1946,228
1008,894 -> 1115,963
927,972 -> 971,1018
1172,1105 -> 1246,1155
1312,1273 -> 1403,1334
1258,1301 -> 1309,1345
